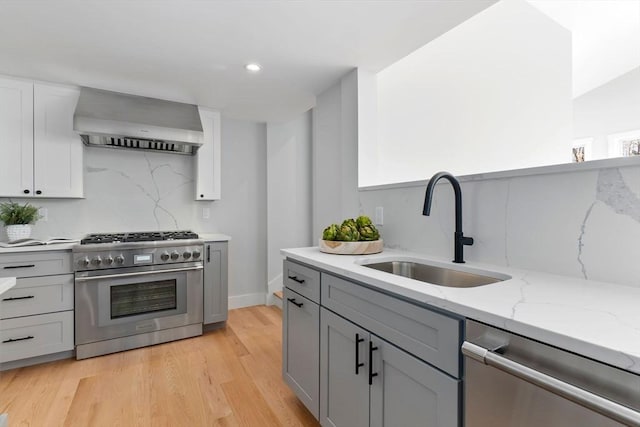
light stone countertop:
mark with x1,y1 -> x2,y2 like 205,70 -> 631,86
281,246 -> 640,375
0,277 -> 17,296
199,233 -> 231,242
0,242 -> 77,254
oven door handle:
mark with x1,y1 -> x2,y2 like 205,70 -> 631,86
75,265 -> 203,282
462,341 -> 640,426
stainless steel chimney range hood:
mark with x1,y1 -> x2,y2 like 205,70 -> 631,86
73,88 -> 204,155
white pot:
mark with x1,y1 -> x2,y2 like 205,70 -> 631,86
6,224 -> 32,242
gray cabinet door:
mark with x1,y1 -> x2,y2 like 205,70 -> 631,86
320,308 -> 370,427
283,288 -> 320,419
203,242 -> 228,324
370,336 -> 461,427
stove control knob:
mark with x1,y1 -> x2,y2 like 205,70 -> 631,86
105,256 -> 114,266
161,252 -> 170,261
91,256 -> 102,266
170,251 -> 180,260
115,255 -> 125,265
183,251 -> 192,259
192,249 -> 201,259
79,257 -> 90,267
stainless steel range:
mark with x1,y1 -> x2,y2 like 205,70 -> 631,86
73,231 -> 204,360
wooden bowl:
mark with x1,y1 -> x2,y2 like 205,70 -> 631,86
319,239 -> 383,255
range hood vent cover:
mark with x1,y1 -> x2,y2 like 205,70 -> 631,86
74,88 -> 204,155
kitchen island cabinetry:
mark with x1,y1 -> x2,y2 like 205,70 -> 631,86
0,75 -> 83,199
282,258 -> 462,426
203,241 -> 228,324
0,250 -> 74,369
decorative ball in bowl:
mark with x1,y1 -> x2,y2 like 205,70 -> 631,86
319,216 -> 383,255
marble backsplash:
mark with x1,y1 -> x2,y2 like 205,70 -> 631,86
359,164 -> 640,288
0,147 -> 212,240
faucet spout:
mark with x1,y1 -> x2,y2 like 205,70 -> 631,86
422,171 -> 474,263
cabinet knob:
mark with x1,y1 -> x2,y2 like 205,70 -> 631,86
23,189 -> 30,194
35,190 -> 42,195
200,194 -> 204,198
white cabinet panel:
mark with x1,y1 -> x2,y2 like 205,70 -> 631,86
0,76 -> 33,197
196,108 -> 221,201
33,83 -> 83,198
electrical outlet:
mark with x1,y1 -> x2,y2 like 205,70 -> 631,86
39,208 -> 48,222
202,207 -> 210,219
375,206 -> 383,226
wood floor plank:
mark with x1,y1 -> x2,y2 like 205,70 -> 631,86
0,305 -> 318,427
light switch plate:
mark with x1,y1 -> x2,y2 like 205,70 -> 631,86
38,208 -> 48,222
202,207 -> 210,219
375,206 -> 384,225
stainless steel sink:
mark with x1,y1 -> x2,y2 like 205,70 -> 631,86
362,260 -> 505,288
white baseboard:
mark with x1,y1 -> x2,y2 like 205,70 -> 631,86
228,293 -> 267,309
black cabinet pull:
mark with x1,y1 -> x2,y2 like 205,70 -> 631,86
4,264 -> 35,270
2,295 -> 35,301
207,245 -> 211,263
3,335 -> 34,343
288,275 -> 305,284
35,190 -> 42,195
23,189 -> 30,194
355,333 -> 365,375
369,341 -> 379,385
287,297 -> 303,308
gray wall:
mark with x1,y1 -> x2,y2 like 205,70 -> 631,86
359,164 -> 640,288
266,111 -> 313,303
1,117 -> 268,306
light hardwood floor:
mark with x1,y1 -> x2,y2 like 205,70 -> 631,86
0,306 -> 319,427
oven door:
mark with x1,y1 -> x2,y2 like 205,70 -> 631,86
75,264 -> 203,345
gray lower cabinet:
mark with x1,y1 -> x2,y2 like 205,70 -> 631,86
320,308 -> 370,427
320,308 -> 460,427
203,241 -> 228,324
283,287 -> 320,418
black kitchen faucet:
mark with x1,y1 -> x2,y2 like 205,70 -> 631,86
422,171 -> 474,263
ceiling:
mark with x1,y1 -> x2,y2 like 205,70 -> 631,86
0,1 -> 494,122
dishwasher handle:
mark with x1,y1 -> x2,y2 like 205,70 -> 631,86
462,341 -> 640,427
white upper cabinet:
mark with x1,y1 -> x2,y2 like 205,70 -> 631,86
0,77 -> 34,197
33,84 -> 83,198
0,76 -> 83,199
196,108 -> 221,201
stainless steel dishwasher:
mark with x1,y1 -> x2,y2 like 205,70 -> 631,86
463,320 -> 640,427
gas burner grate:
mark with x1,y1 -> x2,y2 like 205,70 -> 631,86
80,231 -> 199,244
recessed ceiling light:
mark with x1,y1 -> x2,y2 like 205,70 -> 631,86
245,63 -> 262,72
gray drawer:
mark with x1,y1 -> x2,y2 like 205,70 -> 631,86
0,251 -> 72,278
283,259 -> 320,304
321,273 -> 462,378
1,274 -> 74,319
0,311 -> 74,363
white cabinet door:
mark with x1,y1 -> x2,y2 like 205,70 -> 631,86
195,107 -> 221,201
0,77 -> 33,197
33,83 -> 83,198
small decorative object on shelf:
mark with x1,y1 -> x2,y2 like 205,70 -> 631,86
319,215 -> 383,255
0,201 -> 42,242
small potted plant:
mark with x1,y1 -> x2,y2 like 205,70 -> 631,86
0,201 -> 41,242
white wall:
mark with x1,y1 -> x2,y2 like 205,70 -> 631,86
266,111 -> 313,305
312,70 -> 360,238
0,117 -> 269,308
359,163 -> 640,288
366,0 -> 572,187
573,67 -> 640,160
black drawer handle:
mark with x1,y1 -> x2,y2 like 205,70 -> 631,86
207,245 -> 211,263
355,333 -> 365,375
287,297 -> 303,308
288,275 -> 305,284
3,335 -> 34,344
2,295 -> 35,301
4,264 -> 35,269
369,341 -> 379,385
